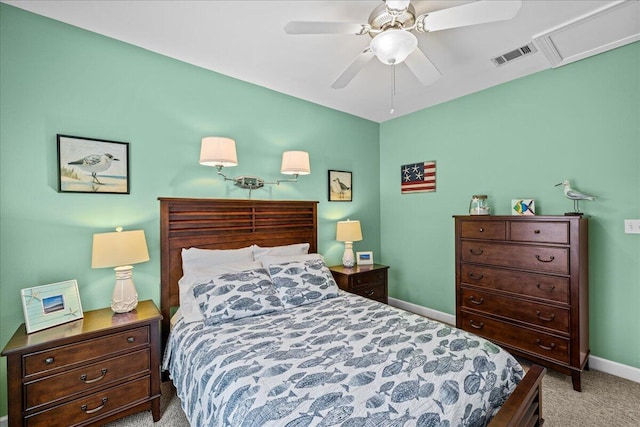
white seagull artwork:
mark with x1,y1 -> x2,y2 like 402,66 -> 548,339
68,153 -> 119,184
555,180 -> 596,213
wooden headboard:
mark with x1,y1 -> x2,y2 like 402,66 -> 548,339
159,197 -> 318,345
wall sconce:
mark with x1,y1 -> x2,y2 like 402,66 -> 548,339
199,136 -> 310,195
336,219 -> 363,267
91,227 -> 150,313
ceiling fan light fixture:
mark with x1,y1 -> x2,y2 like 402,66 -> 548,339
370,29 -> 417,65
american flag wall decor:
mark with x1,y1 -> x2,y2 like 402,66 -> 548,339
401,161 -> 436,194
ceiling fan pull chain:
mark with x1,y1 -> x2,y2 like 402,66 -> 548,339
390,64 -> 396,114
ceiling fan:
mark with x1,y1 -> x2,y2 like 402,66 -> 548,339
284,0 -> 523,89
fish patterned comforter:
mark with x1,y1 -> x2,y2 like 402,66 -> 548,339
163,292 -> 523,427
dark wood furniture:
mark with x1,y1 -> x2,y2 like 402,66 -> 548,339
329,264 -> 389,304
1,300 -> 162,427
455,215 -> 588,391
159,198 -> 545,427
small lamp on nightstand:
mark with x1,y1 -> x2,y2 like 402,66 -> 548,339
91,227 -> 150,313
336,219 -> 363,268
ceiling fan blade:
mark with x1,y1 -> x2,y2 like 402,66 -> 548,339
284,21 -> 370,35
404,48 -> 442,86
416,0 -> 522,33
331,49 -> 375,89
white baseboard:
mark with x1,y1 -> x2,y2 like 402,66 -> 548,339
387,296 -> 640,384
1,415 -> 7,427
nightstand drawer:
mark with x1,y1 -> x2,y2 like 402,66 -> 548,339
352,283 -> 386,301
25,376 -> 150,427
352,270 -> 386,289
24,326 -> 149,377
25,349 -> 150,410
510,221 -> 569,244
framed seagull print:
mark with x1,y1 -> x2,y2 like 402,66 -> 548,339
328,170 -> 352,202
57,134 -> 130,194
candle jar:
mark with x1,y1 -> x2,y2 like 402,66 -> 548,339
469,195 -> 491,215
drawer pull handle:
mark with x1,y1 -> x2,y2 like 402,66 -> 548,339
364,290 -> 375,296
81,368 -> 108,384
535,255 -> 555,263
536,283 -> 556,291
44,357 -> 55,365
469,296 -> 484,305
355,279 -> 362,285
469,320 -> 484,329
81,397 -> 108,414
127,336 -> 135,343
536,311 -> 556,322
535,339 -> 556,351
468,272 -> 484,280
469,248 -> 484,256
534,230 -> 541,234
478,228 -> 484,232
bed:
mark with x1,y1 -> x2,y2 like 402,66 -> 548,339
159,197 -> 545,427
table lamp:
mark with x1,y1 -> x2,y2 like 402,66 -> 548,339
91,227 -> 150,313
336,219 -> 363,267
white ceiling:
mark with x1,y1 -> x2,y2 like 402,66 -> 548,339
3,0 -> 635,122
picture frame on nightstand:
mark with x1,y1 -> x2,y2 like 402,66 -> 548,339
356,251 -> 374,265
20,279 -> 83,333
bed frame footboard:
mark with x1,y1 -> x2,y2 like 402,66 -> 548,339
489,364 -> 546,427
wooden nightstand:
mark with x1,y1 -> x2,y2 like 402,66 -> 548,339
329,264 -> 389,304
1,300 -> 162,427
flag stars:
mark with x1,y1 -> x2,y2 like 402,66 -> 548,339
403,174 -> 411,182
412,164 -> 420,174
415,171 -> 423,180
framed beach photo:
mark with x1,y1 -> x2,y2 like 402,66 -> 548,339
328,170 -> 352,202
57,134 -> 130,194
21,280 -> 84,333
356,251 -> 374,265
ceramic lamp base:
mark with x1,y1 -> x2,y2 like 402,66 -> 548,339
111,266 -> 138,313
342,242 -> 356,268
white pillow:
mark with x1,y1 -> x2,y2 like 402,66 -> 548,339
179,260 -> 262,323
259,253 -> 324,269
181,246 -> 254,275
252,243 -> 310,260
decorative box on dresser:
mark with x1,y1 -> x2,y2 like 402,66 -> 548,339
329,264 -> 389,304
454,215 -> 589,391
1,300 -> 162,427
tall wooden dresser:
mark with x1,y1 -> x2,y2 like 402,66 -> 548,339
454,215 -> 589,391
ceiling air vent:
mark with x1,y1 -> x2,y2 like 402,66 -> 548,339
491,43 -> 537,67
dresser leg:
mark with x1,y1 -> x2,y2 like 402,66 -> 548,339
571,371 -> 582,392
152,398 -> 161,422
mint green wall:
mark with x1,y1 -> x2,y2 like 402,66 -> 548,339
380,42 -> 640,369
0,5 -> 380,416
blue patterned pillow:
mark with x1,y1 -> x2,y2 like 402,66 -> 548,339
267,258 -> 339,309
193,268 -> 284,325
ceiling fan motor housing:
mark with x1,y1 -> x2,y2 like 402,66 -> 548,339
368,3 -> 416,35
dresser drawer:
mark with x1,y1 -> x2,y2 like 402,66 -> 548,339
351,270 -> 386,290
510,221 -> 569,244
460,264 -> 570,304
460,220 -> 505,240
24,326 -> 149,377
460,311 -> 570,364
25,349 -> 150,410
25,376 -> 150,427
461,288 -> 569,333
461,241 -> 569,274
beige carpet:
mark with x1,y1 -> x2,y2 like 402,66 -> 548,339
106,365 -> 640,426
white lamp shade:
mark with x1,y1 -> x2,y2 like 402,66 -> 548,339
370,29 -> 417,65
91,229 -> 150,268
281,151 -> 310,175
199,136 -> 238,167
336,220 -> 363,242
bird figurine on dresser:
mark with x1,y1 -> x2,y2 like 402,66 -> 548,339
555,180 -> 596,215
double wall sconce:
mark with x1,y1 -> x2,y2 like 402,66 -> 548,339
199,137 -> 310,194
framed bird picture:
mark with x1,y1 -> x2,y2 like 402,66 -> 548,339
328,170 -> 352,202
57,134 -> 130,194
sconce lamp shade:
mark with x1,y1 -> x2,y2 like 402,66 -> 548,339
281,151 -> 311,175
336,220 -> 363,243
91,228 -> 150,313
199,136 -> 238,167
